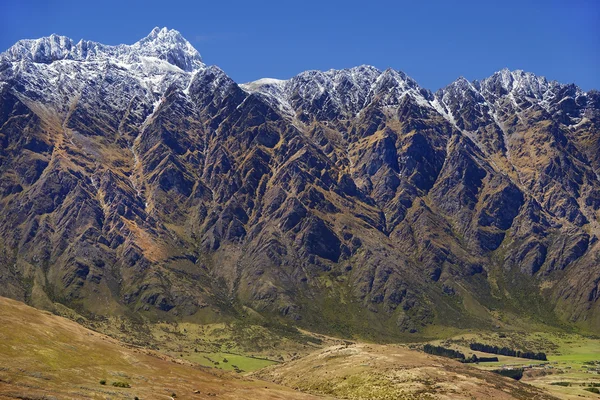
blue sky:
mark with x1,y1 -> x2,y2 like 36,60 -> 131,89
1,0 -> 598,90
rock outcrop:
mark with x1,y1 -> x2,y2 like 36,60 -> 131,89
0,28 -> 598,335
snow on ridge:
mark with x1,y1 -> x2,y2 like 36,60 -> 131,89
242,65 -> 434,117
0,30 -> 208,124
436,68 -> 588,120
251,78 -> 286,85
240,78 -> 286,92
0,28 -> 209,116
1,27 -> 204,73
2,29 -> 590,130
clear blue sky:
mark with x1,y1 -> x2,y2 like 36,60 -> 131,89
1,0 -> 598,91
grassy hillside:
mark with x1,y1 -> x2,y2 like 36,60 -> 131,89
0,296 -> 326,400
252,342 -> 557,400
4,295 -> 598,400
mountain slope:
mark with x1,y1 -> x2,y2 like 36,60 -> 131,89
0,28 -> 598,337
0,296 -> 326,400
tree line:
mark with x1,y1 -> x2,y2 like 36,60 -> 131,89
423,344 -> 498,363
423,344 -> 465,359
469,342 -> 547,360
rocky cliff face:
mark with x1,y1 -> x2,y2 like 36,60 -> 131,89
0,28 -> 598,336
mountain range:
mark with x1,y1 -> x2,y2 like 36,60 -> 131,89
0,27 -> 598,338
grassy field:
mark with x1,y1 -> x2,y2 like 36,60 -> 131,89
185,351 -> 276,372
143,321 -> 343,372
428,330 -> 600,399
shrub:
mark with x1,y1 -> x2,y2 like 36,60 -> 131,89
492,368 -> 524,380
584,387 -> 600,394
461,355 -> 478,363
112,381 -> 131,388
99,379 -> 106,385
550,382 -> 570,387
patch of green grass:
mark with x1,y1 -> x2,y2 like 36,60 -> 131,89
427,330 -> 600,400
184,351 -> 276,372
429,331 -> 600,375
145,317 -> 323,366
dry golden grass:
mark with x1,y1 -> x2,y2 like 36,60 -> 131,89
0,296 -> 327,400
121,218 -> 168,262
253,342 -> 558,400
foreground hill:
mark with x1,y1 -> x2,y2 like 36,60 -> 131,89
0,296 -> 560,400
0,296 -> 324,400
252,342 -> 557,400
0,28 -> 598,337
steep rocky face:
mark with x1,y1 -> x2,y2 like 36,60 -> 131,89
0,28 -> 598,336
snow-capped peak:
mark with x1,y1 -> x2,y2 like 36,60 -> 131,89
241,65 -> 433,120
436,76 -> 482,104
130,27 -> 203,72
479,68 -> 561,101
1,27 -> 203,72
1,34 -> 77,64
241,77 -> 286,91
0,28 -> 208,119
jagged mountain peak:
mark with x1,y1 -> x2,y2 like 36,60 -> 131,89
433,68 -> 591,130
285,65 -> 423,93
241,65 -> 432,119
479,68 -> 565,100
449,76 -> 474,88
1,27 -> 203,72
0,27 -> 207,110
435,76 -> 481,102
0,29 -> 599,338
1,34 -> 77,64
139,26 -> 195,52
131,27 -> 203,71
146,26 -> 174,39
374,67 -> 423,93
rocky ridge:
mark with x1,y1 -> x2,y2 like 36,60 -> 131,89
0,28 -> 598,336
